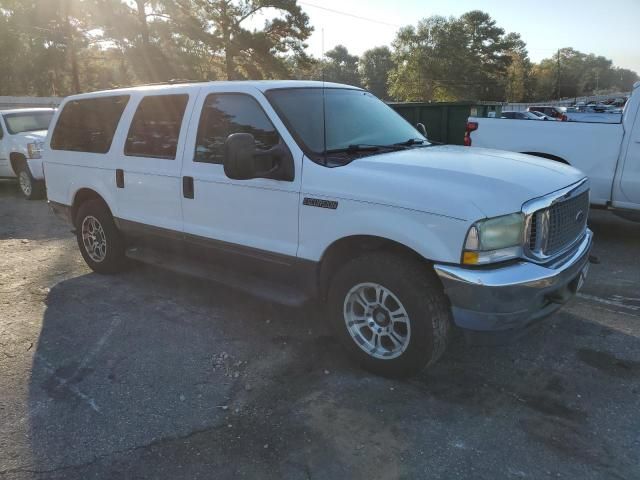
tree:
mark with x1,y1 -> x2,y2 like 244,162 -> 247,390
0,0 -> 87,95
0,3 -> 637,100
531,48 -> 639,100
388,15 -> 474,101
503,33 -> 533,102
359,46 -> 393,99
388,11 -> 528,102
163,0 -> 313,80
319,44 -> 361,86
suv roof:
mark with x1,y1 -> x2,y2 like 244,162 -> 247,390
63,80 -> 362,101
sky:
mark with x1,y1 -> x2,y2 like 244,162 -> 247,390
287,0 -> 640,73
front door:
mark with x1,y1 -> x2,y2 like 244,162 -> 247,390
180,85 -> 302,266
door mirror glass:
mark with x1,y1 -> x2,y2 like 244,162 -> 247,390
224,133 -> 258,180
224,133 -> 285,180
416,122 -> 427,138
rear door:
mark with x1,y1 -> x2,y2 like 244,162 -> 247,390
180,84 -> 303,264
113,89 -> 196,235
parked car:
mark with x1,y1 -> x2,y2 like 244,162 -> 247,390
501,111 -> 545,120
528,110 -> 557,121
466,81 -> 640,221
0,108 -> 55,199
527,105 -> 567,120
44,81 -> 592,377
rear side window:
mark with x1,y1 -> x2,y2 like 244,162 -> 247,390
125,94 -> 189,160
195,94 -> 280,164
50,96 -> 129,154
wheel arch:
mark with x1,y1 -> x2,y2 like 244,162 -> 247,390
521,152 -> 570,164
9,152 -> 27,176
71,188 -> 113,227
317,235 -> 435,300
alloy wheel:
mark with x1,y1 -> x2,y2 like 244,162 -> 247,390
81,215 -> 107,262
343,282 -> 412,360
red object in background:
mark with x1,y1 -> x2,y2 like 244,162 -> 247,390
464,121 -> 478,146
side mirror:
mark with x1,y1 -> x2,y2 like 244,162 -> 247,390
416,122 -> 427,138
224,133 -> 262,180
223,132 -> 293,181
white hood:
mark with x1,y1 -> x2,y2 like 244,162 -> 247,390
11,130 -> 48,142
306,145 -> 586,221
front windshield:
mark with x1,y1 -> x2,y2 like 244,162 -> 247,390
3,111 -> 54,134
265,88 -> 427,158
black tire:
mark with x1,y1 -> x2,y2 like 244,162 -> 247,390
327,251 -> 451,378
75,199 -> 126,274
17,166 -> 45,200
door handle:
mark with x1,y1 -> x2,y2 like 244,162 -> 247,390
116,169 -> 124,188
183,176 -> 194,199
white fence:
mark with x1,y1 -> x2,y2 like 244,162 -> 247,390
0,96 -> 62,110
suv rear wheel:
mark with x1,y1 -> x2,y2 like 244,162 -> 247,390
328,252 -> 451,378
75,200 -> 126,274
17,166 -> 45,200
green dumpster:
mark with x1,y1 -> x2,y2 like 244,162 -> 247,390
388,101 -> 502,145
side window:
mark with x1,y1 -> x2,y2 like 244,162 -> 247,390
195,93 -> 280,164
124,94 -> 189,160
50,96 -> 129,153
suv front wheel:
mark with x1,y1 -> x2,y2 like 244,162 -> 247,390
75,200 -> 126,274
328,252 -> 451,377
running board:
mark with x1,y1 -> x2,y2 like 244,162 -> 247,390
125,246 -> 311,307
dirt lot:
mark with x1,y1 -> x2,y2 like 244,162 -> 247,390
1,179 -> 639,479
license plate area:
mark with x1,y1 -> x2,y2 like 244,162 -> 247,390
548,262 -> 590,304
575,262 -> 590,292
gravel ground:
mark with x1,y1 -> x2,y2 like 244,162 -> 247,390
0,179 -> 639,479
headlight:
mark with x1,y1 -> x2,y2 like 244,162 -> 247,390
462,213 -> 524,265
27,141 -> 44,159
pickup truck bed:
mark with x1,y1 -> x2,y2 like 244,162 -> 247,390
469,119 -> 623,206
467,81 -> 640,214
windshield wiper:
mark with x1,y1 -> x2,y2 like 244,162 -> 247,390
325,144 -> 381,154
393,138 -> 426,146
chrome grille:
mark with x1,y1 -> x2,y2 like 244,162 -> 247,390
545,191 -> 589,255
529,212 -> 538,250
526,184 -> 589,261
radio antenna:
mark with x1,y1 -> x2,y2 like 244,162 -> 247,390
321,28 -> 328,166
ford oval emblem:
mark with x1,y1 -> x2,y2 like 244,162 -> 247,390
575,210 -> 584,223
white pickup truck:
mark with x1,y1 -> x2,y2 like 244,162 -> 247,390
0,108 -> 55,199
44,81 -> 593,377
467,82 -> 640,219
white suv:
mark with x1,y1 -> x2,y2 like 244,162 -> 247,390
0,108 -> 55,199
44,81 -> 593,377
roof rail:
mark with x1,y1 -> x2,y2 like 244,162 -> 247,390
114,79 -> 210,89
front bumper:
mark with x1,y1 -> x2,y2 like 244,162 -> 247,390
26,158 -> 45,180
434,229 -> 593,333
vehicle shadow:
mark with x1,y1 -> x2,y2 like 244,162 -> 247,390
585,208 -> 640,298
21,256 -> 640,478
